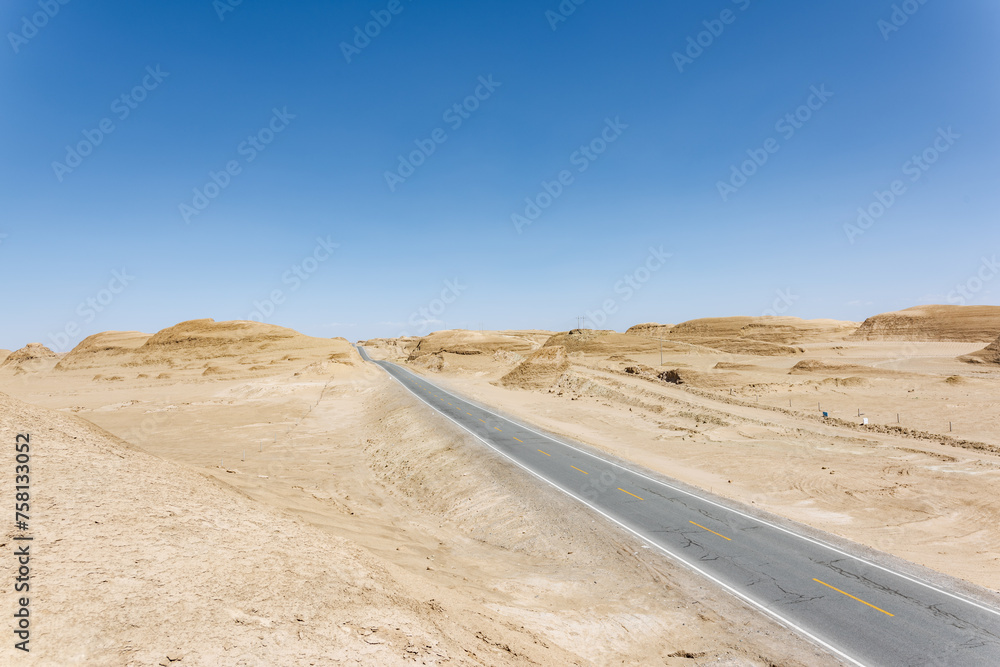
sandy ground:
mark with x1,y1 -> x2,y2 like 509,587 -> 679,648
0,320 -> 837,666
361,329 -> 1000,595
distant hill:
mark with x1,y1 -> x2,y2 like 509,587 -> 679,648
626,316 -> 856,356
0,343 -> 58,374
850,305 -> 1000,343
51,319 -> 361,378
406,330 -> 544,360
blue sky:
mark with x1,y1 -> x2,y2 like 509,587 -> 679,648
1,0 -> 998,350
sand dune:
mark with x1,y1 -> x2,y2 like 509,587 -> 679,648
498,344 -> 570,388
543,329 -> 667,355
54,319 -> 361,377
0,319 -> 837,666
54,330 -> 151,370
666,316 -> 855,343
1,391 -> 587,666
5,314 -> 1000,665
406,329 -> 544,360
384,330 -> 552,376
738,318 -> 858,343
359,336 -> 421,360
138,319 -> 359,365
962,334 -> 1000,365
851,305 -> 1000,342
667,317 -> 759,338
626,317 -> 855,356
0,342 -> 58,374
624,322 -> 673,336
365,320 -> 1000,596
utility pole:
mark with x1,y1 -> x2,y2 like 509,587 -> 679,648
576,316 -> 586,330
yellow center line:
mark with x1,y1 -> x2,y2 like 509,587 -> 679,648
513,437 -> 523,443
618,488 -> 643,500
494,427 -> 502,431
466,412 -> 473,416
689,520 -> 732,541
479,419 -> 486,423
538,449 -> 550,456
570,465 -> 589,475
813,578 -> 894,617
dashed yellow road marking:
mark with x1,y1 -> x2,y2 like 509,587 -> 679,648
467,412 -> 473,416
538,449 -> 550,456
513,437 -> 523,443
571,465 -> 589,475
689,520 -> 731,541
494,427 -> 502,431
618,488 -> 643,500
813,578 -> 894,617
479,419 -> 486,423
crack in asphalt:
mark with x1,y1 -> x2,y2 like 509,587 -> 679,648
825,563 -> 1000,643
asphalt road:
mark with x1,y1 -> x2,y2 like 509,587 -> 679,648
358,346 -> 1000,667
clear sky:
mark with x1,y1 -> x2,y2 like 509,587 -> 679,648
1,0 -> 998,350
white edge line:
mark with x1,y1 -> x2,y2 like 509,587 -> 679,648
373,361 -> 867,667
377,356 -> 1000,620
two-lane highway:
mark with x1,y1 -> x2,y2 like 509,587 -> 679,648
358,346 -> 1000,666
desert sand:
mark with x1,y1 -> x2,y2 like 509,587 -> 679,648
0,319 -> 838,666
362,308 -> 1000,597
4,307 -> 1000,664
963,334 -> 1000,365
